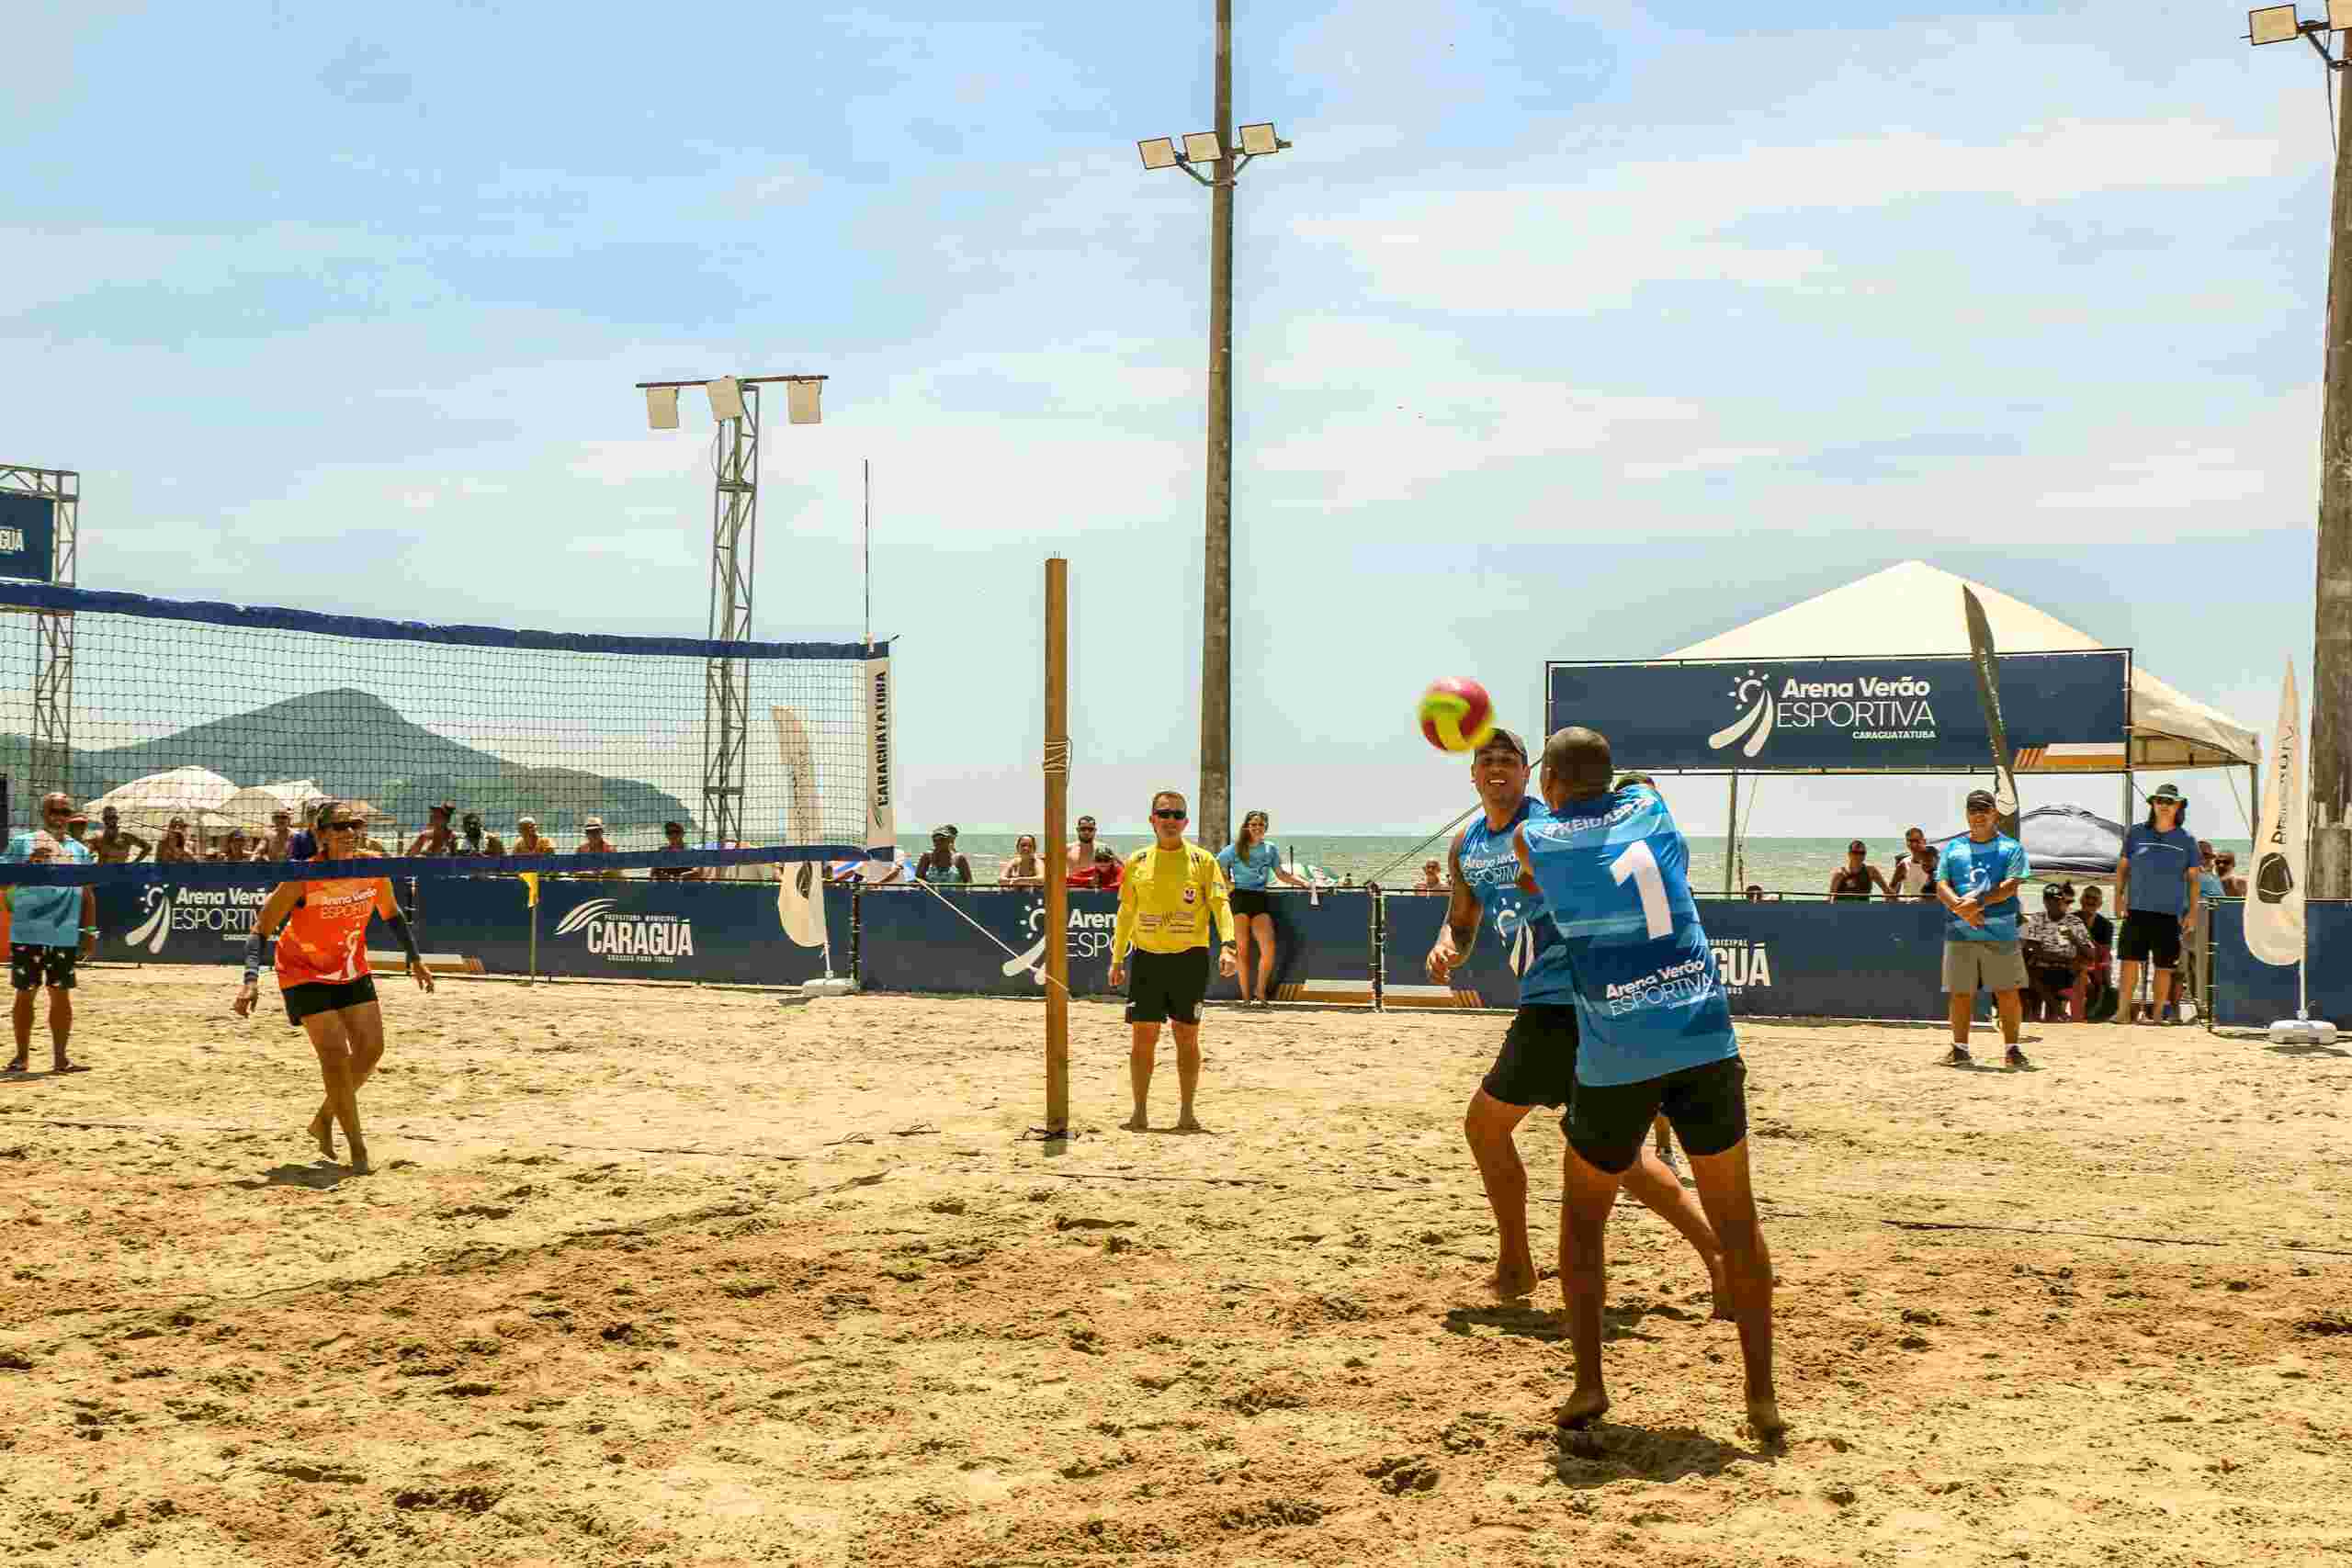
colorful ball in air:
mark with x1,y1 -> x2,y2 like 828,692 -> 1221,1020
1419,678 -> 1497,753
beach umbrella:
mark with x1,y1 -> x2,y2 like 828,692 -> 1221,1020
81,766 -> 239,834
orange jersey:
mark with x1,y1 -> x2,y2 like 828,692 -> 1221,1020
274,874 -> 382,987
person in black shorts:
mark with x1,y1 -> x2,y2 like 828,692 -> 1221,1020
1107,791 -> 1238,1132
3,817 -> 97,1076
1424,734 -> 1724,1306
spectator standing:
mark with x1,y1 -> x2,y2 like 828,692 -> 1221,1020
1067,815 -> 1102,870
1000,836 -> 1045,886
2018,883 -> 2092,1022
1887,827 -> 1935,897
210,829 -> 255,863
405,804 -> 458,858
1827,840 -> 1893,902
2,815 -> 96,1076
915,828 -> 970,885
2216,852 -> 2246,897
62,813 -> 90,852
1415,860 -> 1446,894
512,817 -> 550,857
253,808 -> 297,863
1744,884 -> 1766,902
1069,847 -> 1124,890
578,818 -> 624,881
2196,841 -> 2225,902
651,820 -> 706,882
2076,884 -> 2117,1021
92,807 -> 151,865
1934,788 -> 2031,1068
156,818 -> 199,864
2114,784 -> 2201,1025
1216,809 -> 1309,1009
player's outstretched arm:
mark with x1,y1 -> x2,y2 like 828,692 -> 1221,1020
1427,829 -> 1481,982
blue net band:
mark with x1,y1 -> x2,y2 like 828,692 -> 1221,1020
0,844 -> 886,886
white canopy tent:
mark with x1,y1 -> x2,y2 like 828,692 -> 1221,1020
1668,560 -> 2257,771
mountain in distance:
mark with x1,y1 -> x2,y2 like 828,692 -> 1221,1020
0,688 -> 697,833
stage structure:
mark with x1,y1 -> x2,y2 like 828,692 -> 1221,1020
635,374 -> 827,851
0,463 -> 75,799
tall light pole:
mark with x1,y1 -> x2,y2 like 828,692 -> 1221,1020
1137,3 -> 1289,852
634,373 -> 825,851
2250,2 -> 2352,897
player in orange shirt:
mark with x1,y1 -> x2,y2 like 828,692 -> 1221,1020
232,800 -> 434,1174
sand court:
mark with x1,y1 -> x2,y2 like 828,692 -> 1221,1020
0,966 -> 2346,1566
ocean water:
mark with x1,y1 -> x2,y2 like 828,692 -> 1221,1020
905,833 -> 2254,896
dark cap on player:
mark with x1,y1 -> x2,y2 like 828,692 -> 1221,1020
1964,788 -> 1998,810
1476,728 -> 1528,762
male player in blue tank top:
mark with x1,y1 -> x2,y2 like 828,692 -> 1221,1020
1513,726 -> 1783,1440
1426,729 -> 1724,1309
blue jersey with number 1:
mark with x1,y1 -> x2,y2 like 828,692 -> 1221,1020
1456,797 -> 1576,1006
1521,784 -> 1738,1088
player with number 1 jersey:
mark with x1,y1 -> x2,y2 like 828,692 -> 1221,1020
1512,727 -> 1781,1439
1427,728 -> 1723,1308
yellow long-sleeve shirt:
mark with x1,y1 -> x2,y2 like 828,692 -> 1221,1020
1112,841 -> 1235,962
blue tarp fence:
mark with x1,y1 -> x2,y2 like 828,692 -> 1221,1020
85,874 -> 2348,1028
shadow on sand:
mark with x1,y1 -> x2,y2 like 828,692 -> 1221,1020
235,1161 -> 354,1191
1549,1419 -> 1779,1487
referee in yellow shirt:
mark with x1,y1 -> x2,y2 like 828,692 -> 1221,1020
1107,789 -> 1238,1132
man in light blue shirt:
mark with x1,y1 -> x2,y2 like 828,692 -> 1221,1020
2114,784 -> 2202,1025
4,793 -> 98,1076
1935,788 -> 2031,1069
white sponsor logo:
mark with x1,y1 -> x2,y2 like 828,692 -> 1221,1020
0,528 -> 24,553
1601,952 -> 1722,1015
1708,667 -> 1939,758
1000,898 -> 1117,985
123,883 -> 270,956
553,897 -> 696,963
1708,940 -> 1773,990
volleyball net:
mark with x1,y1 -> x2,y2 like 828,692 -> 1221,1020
0,582 -> 892,887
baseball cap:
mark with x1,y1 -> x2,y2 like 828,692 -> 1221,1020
932,825 -> 953,839
2149,783 -> 2185,805
1476,728 -> 1529,762
1964,789 -> 1997,810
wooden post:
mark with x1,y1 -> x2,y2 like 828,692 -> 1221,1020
1045,557 -> 1071,1134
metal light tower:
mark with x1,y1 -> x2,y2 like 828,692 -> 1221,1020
634,375 -> 825,850
0,464 -> 78,798
2249,1 -> 2352,898
1136,0 -> 1290,852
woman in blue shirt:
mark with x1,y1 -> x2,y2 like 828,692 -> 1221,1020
1216,810 -> 1309,1009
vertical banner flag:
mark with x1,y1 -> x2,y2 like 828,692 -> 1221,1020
865,651 -> 896,866
1961,587 -> 2021,838
771,705 -> 827,950
2245,660 -> 2306,967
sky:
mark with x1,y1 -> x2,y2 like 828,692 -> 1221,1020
2,0 -> 2329,839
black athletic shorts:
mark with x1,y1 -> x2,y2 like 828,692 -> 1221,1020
1125,946 -> 1211,1025
9,944 -> 76,992
2118,909 -> 2183,968
1228,888 -> 1271,919
1481,1003 -> 1579,1110
283,975 -> 379,1027
1568,1055 -> 1749,1176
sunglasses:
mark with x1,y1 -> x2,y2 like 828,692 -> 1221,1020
325,820 -> 365,833
1152,808 -> 1187,820
1965,805 -> 1995,815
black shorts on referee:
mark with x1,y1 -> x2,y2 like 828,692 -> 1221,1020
1480,1002 -> 1579,1110
1125,946 -> 1212,1025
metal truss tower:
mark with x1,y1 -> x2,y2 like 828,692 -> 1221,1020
0,464 -> 77,799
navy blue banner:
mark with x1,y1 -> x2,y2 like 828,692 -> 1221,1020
2208,901 -> 2352,1029
0,493 -> 55,583
87,873 -> 851,987
1546,651 -> 2129,773
1383,894 -> 1951,1021
854,887 -> 1374,1000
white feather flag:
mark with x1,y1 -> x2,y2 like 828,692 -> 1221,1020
771,705 -> 827,950
2245,660 -> 2305,968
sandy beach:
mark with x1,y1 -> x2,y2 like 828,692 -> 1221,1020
0,966 -> 2346,1567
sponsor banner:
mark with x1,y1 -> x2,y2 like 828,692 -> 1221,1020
0,492 -> 55,584
1382,894 -> 1951,1021
1545,651 -> 2129,773
854,887 -> 1371,999
865,654 -> 897,856
98,879 -> 275,963
2211,901 -> 2352,1026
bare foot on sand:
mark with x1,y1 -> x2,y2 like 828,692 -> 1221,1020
1121,1111 -> 1149,1132
346,1140 -> 371,1177
308,1108 -> 335,1161
1556,1387 -> 1611,1429
1488,1259 -> 1539,1301
1747,1396 -> 1787,1442
1174,1113 -> 1205,1133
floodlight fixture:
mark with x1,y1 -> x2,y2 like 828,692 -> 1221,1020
1238,121 -> 1281,155
786,379 -> 822,425
2250,4 -> 2302,44
1138,136 -> 1179,170
707,375 -> 746,422
2331,0 -> 2352,30
1182,131 -> 1223,164
645,386 -> 680,430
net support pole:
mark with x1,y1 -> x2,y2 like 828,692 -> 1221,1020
1724,772 -> 1738,896
1044,557 -> 1071,1135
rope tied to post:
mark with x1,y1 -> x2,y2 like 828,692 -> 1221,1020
1044,737 -> 1071,775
